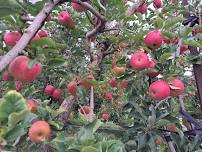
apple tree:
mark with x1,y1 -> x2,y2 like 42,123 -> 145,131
0,0 -> 202,151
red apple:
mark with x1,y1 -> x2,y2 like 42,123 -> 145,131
3,31 -> 22,46
8,56 -> 42,83
67,81 -> 77,96
169,79 -> 184,97
148,80 -> 170,100
180,45 -> 188,54
28,120 -> 51,144
52,88 -> 62,100
46,15 -> 51,21
71,2 -> 86,12
121,79 -> 127,89
27,99 -> 37,113
163,36 -> 171,44
109,78 -> 118,88
30,34 -> 41,44
153,0 -> 163,9
38,30 -> 48,38
2,71 -> 13,81
144,30 -> 163,49
57,11 -> 74,29
136,3 -> 148,14
101,85 -> 107,90
172,38 -> 179,44
15,81 -> 23,92
102,113 -> 110,120
44,85 -> 54,95
130,51 -> 150,70
105,92 -> 113,101
147,60 -> 159,78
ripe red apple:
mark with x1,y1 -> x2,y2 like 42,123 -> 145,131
101,85 -> 107,90
105,92 -> 113,101
180,45 -> 188,54
153,0 -> 163,9
136,3 -> 148,14
57,11 -> 74,29
52,88 -> 62,100
46,15 -> 51,21
169,79 -> 184,97
147,60 -> 159,78
110,78 -> 118,88
8,56 -> 42,83
71,2 -> 86,12
44,85 -> 54,95
163,36 -> 171,44
28,120 -> 51,144
172,38 -> 179,44
193,28 -> 202,35
2,71 -> 13,81
27,99 -> 37,113
102,113 -> 110,120
67,81 -> 77,96
30,34 -> 40,43
130,51 -> 150,70
156,136 -> 164,145
3,31 -> 22,46
38,30 -> 48,38
148,80 -> 170,100
144,30 -> 163,49
15,81 -> 23,92
121,79 -> 127,89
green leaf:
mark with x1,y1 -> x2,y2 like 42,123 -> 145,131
163,16 -> 183,29
0,0 -> 22,17
183,40 -> 202,48
81,146 -> 97,152
48,58 -> 65,66
0,90 -> 28,129
76,119 -> 102,144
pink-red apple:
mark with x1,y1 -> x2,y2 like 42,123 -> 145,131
144,30 -> 163,49
57,11 -> 74,29
169,79 -> 184,96
3,31 -> 22,46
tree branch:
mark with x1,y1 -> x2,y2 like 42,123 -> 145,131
125,0 -> 145,16
0,0 -> 63,72
72,0 -> 107,22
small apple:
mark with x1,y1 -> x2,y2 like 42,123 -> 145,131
52,88 -> 62,100
144,30 -> 163,49
101,85 -> 107,90
136,3 -> 148,14
46,15 -> 51,21
147,60 -> 159,78
148,80 -> 170,100
71,2 -> 86,12
38,30 -> 48,38
130,51 -> 150,70
15,81 -> 23,92
28,120 -> 51,144
105,92 -> 113,101
27,99 -> 37,113
109,78 -> 118,88
3,31 -> 22,46
153,0 -> 163,9
57,11 -> 74,29
102,113 -> 110,120
169,79 -> 184,97
79,106 -> 91,115
44,85 -> 54,95
121,79 -> 127,89
67,81 -> 77,96
163,36 -> 171,44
